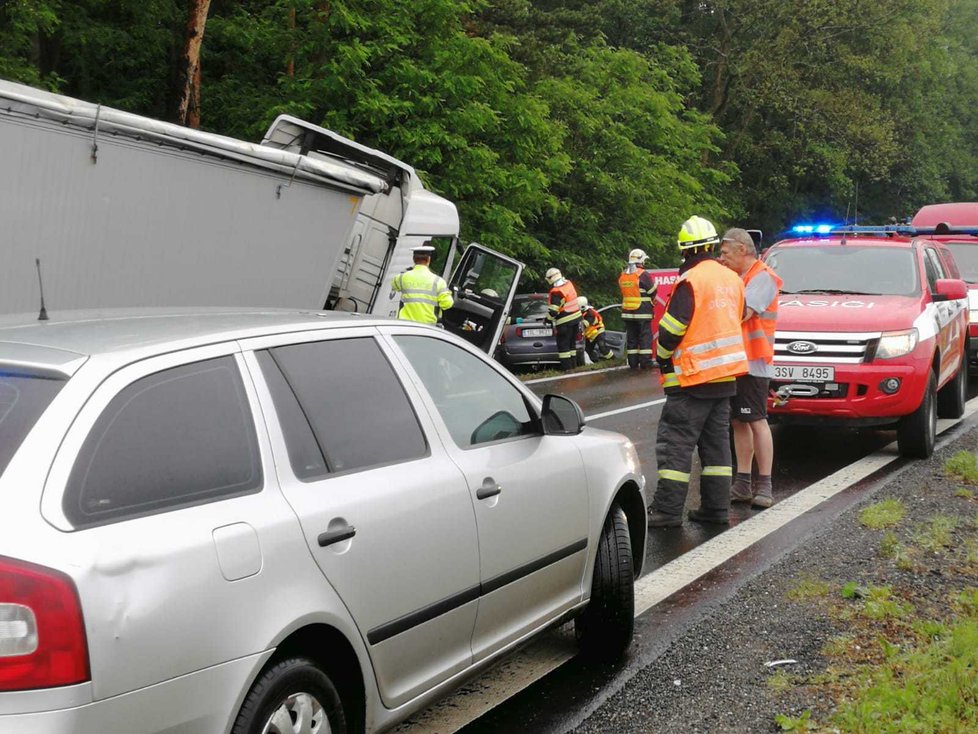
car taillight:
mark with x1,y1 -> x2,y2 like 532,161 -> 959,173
0,556 -> 89,691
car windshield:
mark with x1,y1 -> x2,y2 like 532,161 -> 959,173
0,367 -> 66,478
513,297 -> 550,322
944,243 -> 978,283
766,245 -> 919,296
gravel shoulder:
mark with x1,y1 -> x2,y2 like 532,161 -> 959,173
574,425 -> 978,734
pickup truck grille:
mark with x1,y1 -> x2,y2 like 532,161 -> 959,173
774,331 -> 881,364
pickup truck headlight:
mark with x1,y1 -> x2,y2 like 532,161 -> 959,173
876,328 -> 918,360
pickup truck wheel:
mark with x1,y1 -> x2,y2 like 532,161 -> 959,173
937,358 -> 967,419
232,657 -> 346,734
897,372 -> 937,459
575,504 -> 634,662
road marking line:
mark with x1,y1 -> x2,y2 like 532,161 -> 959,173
587,398 -> 665,421
396,397 -> 978,733
524,365 -> 629,385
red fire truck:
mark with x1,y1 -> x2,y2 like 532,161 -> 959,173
764,225 -> 969,458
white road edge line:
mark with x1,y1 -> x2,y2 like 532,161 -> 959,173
587,398 -> 666,421
524,365 -> 629,385
395,396 -> 978,734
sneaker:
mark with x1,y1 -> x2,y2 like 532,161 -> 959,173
751,492 -> 773,509
647,510 -> 682,527
687,508 -> 729,525
730,477 -> 754,503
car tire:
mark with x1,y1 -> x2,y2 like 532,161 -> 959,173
231,657 -> 346,734
937,355 -> 967,419
898,371 -> 937,459
575,504 -> 634,662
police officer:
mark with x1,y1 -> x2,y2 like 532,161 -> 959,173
618,248 -> 656,368
545,268 -> 582,371
391,243 -> 454,323
578,296 -> 615,362
719,227 -> 782,509
647,216 -> 748,528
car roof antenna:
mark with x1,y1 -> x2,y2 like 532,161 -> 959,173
35,258 -> 49,321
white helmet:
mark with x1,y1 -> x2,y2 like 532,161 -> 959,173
577,296 -> 588,310
628,248 -> 648,264
545,267 -> 562,284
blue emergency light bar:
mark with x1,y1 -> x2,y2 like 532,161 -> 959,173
790,223 -> 835,234
789,223 -> 978,238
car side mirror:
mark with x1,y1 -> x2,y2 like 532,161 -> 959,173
541,394 -> 585,435
934,278 -> 968,302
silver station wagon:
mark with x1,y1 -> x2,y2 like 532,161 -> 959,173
0,310 -> 646,734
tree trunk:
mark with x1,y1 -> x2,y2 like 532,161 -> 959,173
175,0 -> 212,128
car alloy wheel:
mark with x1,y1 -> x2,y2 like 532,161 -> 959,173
261,692 -> 328,734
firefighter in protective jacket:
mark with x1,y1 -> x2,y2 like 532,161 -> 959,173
647,216 -> 748,528
618,248 -> 656,368
578,296 -> 615,362
545,268 -> 582,370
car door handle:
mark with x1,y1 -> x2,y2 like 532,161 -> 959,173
477,479 -> 502,500
318,524 -> 356,547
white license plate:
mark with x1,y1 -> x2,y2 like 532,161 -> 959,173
522,327 -> 552,338
773,365 -> 835,382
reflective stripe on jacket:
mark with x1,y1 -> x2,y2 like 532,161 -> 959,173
392,265 -> 454,324
548,280 -> 582,326
664,260 -> 748,388
742,259 -> 782,363
581,307 -> 606,340
618,268 -> 654,318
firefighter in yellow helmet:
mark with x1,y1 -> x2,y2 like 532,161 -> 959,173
545,268 -> 582,370
647,216 -> 748,528
577,296 -> 615,362
618,248 -> 657,368
391,242 -> 454,324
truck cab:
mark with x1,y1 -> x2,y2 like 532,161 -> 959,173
764,227 -> 969,458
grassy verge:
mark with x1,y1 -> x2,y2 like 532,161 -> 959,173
772,450 -> 978,732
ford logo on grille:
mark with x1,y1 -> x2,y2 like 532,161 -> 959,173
786,340 -> 817,355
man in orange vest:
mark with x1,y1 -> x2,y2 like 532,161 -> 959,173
647,216 -> 748,528
545,268 -> 582,370
618,249 -> 657,368
719,228 -> 782,509
578,296 -> 615,362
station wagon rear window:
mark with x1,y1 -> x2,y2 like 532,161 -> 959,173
0,368 -> 66,478
767,246 -> 919,296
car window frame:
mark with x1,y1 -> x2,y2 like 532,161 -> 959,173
41,343 -> 272,531
239,325 -> 441,485
379,325 -> 545,451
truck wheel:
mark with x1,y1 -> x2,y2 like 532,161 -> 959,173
575,504 -> 634,662
897,372 -> 937,459
232,657 -> 346,734
937,357 -> 967,419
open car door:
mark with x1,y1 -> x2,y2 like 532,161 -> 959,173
442,243 -> 524,355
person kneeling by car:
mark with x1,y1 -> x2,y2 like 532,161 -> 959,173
578,297 -> 615,362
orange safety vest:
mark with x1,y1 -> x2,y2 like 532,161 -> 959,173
741,259 -> 782,363
548,281 -> 582,325
666,260 -> 748,388
581,307 -> 605,340
618,268 -> 653,317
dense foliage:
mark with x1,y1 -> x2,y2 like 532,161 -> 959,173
3,0 -> 977,302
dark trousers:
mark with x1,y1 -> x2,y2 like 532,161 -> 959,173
555,320 -> 579,371
651,391 -> 733,517
585,332 -> 611,362
624,318 -> 653,368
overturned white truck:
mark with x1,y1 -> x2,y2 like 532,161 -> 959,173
0,80 -> 522,353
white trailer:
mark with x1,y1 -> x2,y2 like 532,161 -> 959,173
0,80 -> 523,353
